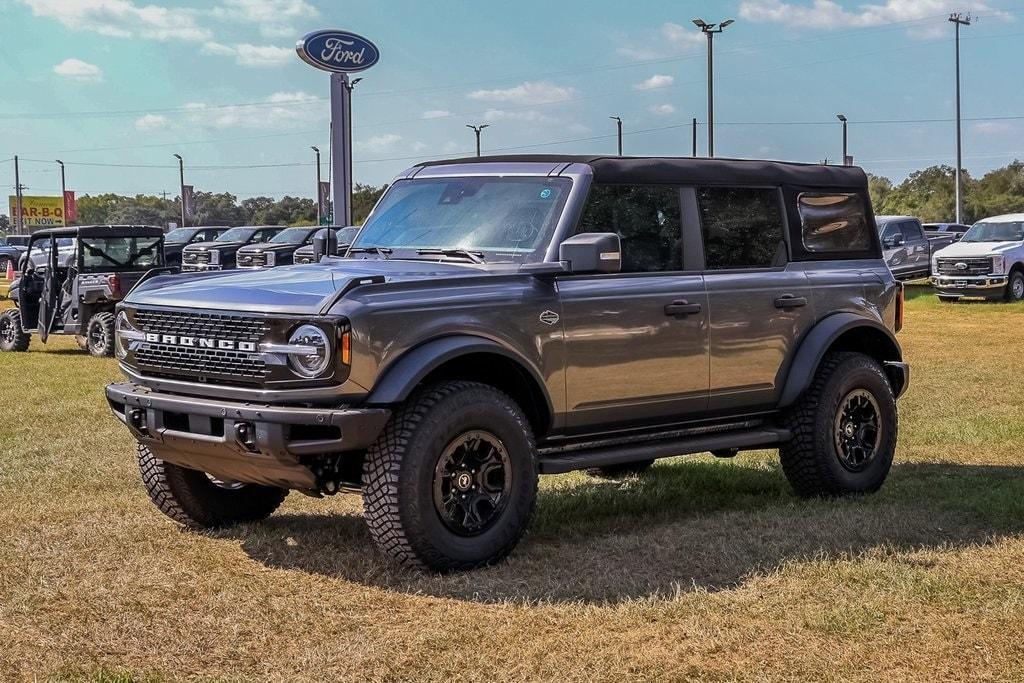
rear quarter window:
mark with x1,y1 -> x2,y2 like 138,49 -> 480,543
798,193 -> 872,253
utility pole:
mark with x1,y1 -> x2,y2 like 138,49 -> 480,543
693,18 -> 734,158
14,155 -> 23,234
609,116 -> 623,156
311,145 -> 322,225
466,124 -> 489,157
949,12 -> 971,224
692,118 -> 698,157
836,114 -> 849,165
173,153 -> 185,228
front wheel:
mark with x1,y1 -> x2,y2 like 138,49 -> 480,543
1004,270 -> 1024,302
0,309 -> 30,352
86,312 -> 115,357
137,444 -> 288,528
780,352 -> 897,497
362,381 -> 538,571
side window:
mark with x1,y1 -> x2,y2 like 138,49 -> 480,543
797,192 -> 872,253
576,184 -> 682,273
880,223 -> 900,244
901,222 -> 924,241
698,187 -> 786,269
189,231 -> 207,243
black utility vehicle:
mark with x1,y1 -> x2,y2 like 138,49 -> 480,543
235,226 -> 320,269
293,226 -> 360,264
163,226 -> 229,267
106,156 -> 909,571
181,226 -> 283,272
3,225 -> 163,356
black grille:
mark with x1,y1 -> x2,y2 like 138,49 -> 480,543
239,252 -> 267,267
295,253 -> 315,264
132,310 -> 270,381
182,251 -> 198,264
936,257 -> 992,276
193,251 -> 211,264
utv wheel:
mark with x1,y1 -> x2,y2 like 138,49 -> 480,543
1005,270 -> 1024,302
362,381 -> 538,571
137,443 -> 288,528
587,459 -> 655,479
0,309 -> 30,352
86,312 -> 115,357
75,335 -> 89,351
780,352 -> 897,497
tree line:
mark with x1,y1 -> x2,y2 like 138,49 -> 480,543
869,161 -> 1024,223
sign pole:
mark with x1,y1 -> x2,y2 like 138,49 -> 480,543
14,155 -> 23,234
331,73 -> 353,227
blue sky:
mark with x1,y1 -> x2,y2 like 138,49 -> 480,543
1,0 -> 1022,205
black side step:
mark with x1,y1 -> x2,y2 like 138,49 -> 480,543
537,428 -> 791,475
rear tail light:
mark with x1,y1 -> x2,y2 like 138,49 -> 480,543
895,284 -> 905,333
107,274 -> 122,296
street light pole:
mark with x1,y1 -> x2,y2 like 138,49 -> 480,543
55,159 -> 67,226
466,124 -> 489,157
949,12 -> 971,224
311,146 -> 321,225
609,116 -> 623,156
14,155 -> 23,234
693,18 -> 734,158
836,114 -> 848,165
173,153 -> 185,228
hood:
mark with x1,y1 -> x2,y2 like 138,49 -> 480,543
126,258 -> 493,314
934,241 -> 1024,258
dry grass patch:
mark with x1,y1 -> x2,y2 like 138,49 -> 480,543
2,288 -> 1024,681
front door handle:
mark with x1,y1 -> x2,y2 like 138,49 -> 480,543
664,300 -> 702,317
774,295 -> 808,310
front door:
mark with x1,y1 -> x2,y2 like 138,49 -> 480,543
558,183 -> 709,432
36,237 -> 60,342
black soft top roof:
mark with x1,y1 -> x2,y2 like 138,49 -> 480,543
29,225 -> 164,239
416,154 -> 867,188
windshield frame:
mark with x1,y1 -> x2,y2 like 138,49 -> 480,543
959,221 -> 1024,243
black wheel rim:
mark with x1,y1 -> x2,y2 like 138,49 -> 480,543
833,389 -> 882,472
89,321 -> 104,351
432,430 -> 512,536
0,317 -> 13,344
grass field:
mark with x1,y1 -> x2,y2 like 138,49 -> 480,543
2,286 -> 1024,682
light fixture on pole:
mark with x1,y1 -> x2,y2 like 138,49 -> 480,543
173,154 -> 185,228
467,124 -> 490,157
55,159 -> 67,224
693,17 -> 734,158
949,12 -> 971,224
609,115 -> 623,156
836,114 -> 849,166
311,146 -> 322,225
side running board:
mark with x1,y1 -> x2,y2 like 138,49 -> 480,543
537,427 -> 791,475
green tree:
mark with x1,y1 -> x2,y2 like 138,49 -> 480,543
352,183 -> 387,225
867,173 -> 893,212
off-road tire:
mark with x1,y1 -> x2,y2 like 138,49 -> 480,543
362,381 -> 538,572
1004,269 -> 1024,302
0,309 -> 30,352
75,335 -> 89,351
587,459 -> 655,478
86,311 -> 115,357
780,352 -> 897,497
137,443 -> 288,528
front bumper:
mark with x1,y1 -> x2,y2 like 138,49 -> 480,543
931,275 -> 1007,297
106,382 -> 390,490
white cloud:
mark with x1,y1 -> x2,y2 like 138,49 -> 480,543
618,22 -> 704,60
635,74 -> 674,91
53,58 -> 103,82
134,113 -> 169,130
21,0 -> 211,41
739,0 -> 1009,32
422,110 -> 453,119
184,91 -> 322,129
649,104 -> 676,116
202,42 -> 292,67
357,134 -> 403,154
660,22 -> 706,48
973,121 -> 1014,135
210,0 -> 318,37
481,109 -> 556,124
468,81 -> 577,105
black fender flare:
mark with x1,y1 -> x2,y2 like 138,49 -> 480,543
778,313 -> 903,408
365,335 -> 553,415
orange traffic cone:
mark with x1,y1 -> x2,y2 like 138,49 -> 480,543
5,259 -> 13,281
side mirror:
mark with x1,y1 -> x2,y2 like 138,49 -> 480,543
312,228 -> 338,262
559,232 -> 621,274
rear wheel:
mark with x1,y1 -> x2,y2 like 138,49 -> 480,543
0,309 -> 30,352
780,352 -> 897,497
86,312 -> 115,357
1004,270 -> 1024,302
587,459 -> 655,479
137,443 -> 288,528
75,335 -> 89,351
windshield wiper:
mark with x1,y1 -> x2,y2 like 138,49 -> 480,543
416,248 -> 486,264
348,246 -> 392,259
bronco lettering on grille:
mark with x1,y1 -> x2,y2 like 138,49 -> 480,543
145,333 -> 257,352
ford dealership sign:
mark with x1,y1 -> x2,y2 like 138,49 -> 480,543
296,30 -> 379,73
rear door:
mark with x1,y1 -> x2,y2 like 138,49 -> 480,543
558,183 -> 709,431
696,186 -> 816,412
900,220 -> 929,277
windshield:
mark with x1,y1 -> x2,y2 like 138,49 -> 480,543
270,227 -> 314,244
337,227 -> 360,244
79,236 -> 162,272
960,221 -> 1024,243
165,228 -> 193,242
216,228 -> 254,242
352,176 -> 572,263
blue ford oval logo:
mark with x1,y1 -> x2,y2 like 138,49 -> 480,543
296,30 -> 380,73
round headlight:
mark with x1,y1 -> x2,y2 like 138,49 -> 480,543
114,311 -> 133,360
287,324 -> 331,378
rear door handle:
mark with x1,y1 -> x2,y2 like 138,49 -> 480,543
664,300 -> 702,317
774,295 -> 808,310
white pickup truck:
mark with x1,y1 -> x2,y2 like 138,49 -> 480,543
930,213 -> 1024,302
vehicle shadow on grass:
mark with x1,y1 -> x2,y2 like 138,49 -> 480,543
219,459 -> 1024,604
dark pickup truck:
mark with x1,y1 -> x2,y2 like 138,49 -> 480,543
107,155 -> 908,571
876,215 -> 956,280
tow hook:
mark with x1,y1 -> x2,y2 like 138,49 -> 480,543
234,422 -> 258,453
127,408 -> 149,437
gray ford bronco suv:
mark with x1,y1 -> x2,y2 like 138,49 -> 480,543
106,155 -> 909,571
